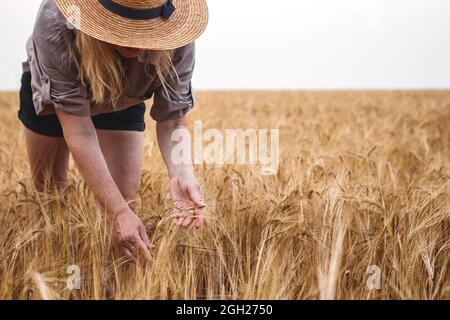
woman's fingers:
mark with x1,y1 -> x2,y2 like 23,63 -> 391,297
172,185 -> 205,228
133,236 -> 151,261
120,247 -> 134,260
119,236 -> 151,262
173,216 -> 193,228
174,217 -> 183,226
188,185 -> 205,208
182,217 -> 193,227
139,225 -> 151,248
173,210 -> 204,229
177,215 -> 204,228
194,208 -> 204,229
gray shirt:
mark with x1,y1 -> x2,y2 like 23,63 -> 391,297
23,0 -> 196,122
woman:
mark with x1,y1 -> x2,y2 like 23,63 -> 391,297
18,0 -> 209,260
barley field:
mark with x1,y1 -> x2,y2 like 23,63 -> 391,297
0,90 -> 448,300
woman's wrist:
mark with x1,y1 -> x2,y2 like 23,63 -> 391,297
110,203 -> 133,220
169,165 -> 195,180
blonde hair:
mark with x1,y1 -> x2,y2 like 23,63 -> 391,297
70,31 -> 176,107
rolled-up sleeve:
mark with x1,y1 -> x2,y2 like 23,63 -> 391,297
32,58 -> 91,117
29,3 -> 90,117
150,43 -> 196,122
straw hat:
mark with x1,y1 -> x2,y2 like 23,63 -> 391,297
55,0 -> 209,50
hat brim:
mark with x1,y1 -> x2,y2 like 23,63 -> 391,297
56,0 -> 209,50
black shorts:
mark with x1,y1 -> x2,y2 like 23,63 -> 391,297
18,72 -> 146,137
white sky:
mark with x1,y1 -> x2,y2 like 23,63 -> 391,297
1,0 -> 450,90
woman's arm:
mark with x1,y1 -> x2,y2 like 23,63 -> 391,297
156,117 -> 193,178
156,117 -> 206,229
55,109 -> 151,260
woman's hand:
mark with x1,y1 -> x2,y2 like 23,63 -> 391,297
114,209 -> 152,261
156,118 -> 205,228
170,171 -> 206,229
